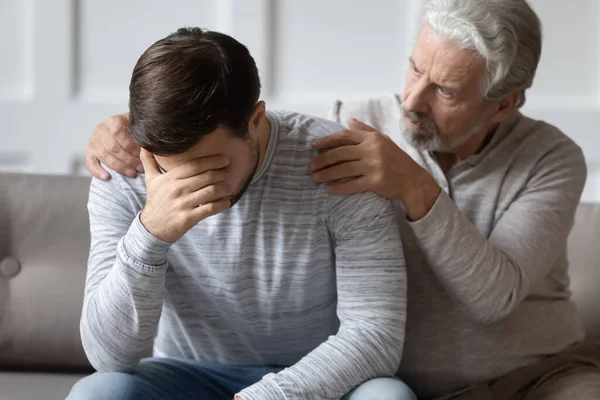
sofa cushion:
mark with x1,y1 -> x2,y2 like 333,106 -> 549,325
567,203 -> 600,340
0,371 -> 87,400
0,173 -> 92,370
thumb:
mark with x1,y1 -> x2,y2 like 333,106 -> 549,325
139,148 -> 161,178
348,117 -> 377,132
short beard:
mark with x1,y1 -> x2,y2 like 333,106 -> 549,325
228,137 -> 260,207
400,104 -> 486,152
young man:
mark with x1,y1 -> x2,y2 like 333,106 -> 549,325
67,28 -> 415,400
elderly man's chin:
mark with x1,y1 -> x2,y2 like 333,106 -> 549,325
402,127 -> 446,152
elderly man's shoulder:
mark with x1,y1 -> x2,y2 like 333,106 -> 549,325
513,112 -> 585,167
325,93 -> 402,134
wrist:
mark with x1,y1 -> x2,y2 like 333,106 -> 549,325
139,209 -> 173,243
139,209 -> 156,236
401,173 -> 441,222
122,213 -> 172,265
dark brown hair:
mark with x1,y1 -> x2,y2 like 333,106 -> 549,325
129,27 -> 261,155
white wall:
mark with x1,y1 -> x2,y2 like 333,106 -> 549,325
1,0 -> 599,201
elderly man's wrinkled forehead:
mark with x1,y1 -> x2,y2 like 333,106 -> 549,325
411,24 -> 487,94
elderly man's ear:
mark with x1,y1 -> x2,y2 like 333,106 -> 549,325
490,91 -> 520,124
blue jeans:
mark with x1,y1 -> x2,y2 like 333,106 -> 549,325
66,357 -> 416,400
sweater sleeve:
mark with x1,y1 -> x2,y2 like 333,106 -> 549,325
408,140 -> 587,325
81,174 -> 172,372
238,192 -> 406,400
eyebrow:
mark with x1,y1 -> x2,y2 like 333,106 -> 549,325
409,57 -> 462,93
408,57 -> 419,72
439,83 -> 460,92
437,81 -> 462,93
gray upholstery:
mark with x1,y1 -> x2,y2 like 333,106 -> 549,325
0,372 -> 87,400
567,203 -> 600,338
0,173 -> 91,372
0,172 -> 599,399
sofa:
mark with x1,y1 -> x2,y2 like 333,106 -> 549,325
0,172 -> 599,400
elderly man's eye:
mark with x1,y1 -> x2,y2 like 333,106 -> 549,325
438,86 -> 454,98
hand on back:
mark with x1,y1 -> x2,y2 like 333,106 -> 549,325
85,113 -> 143,180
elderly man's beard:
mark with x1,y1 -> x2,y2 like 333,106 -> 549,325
400,104 -> 486,152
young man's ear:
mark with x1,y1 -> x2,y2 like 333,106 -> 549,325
249,101 -> 267,129
490,91 -> 519,124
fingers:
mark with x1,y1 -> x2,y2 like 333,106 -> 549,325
103,113 -> 142,172
88,114 -> 140,177
118,141 -> 143,172
185,183 -> 233,207
347,117 -> 377,132
178,169 -> 228,194
312,161 -> 365,184
97,135 -> 141,176
309,145 -> 362,172
139,149 -> 162,178
113,126 -> 143,171
105,114 -> 128,132
94,148 -> 137,178
312,129 -> 365,151
189,198 -> 231,222
85,150 -> 110,180
170,156 -> 230,180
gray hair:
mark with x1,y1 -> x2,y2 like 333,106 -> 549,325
422,0 -> 542,108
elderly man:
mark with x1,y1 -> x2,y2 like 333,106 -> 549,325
84,0 -> 600,399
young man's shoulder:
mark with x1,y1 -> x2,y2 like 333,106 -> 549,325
88,163 -> 147,209
270,109 -> 345,142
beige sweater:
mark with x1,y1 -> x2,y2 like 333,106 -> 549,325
329,94 -> 587,398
